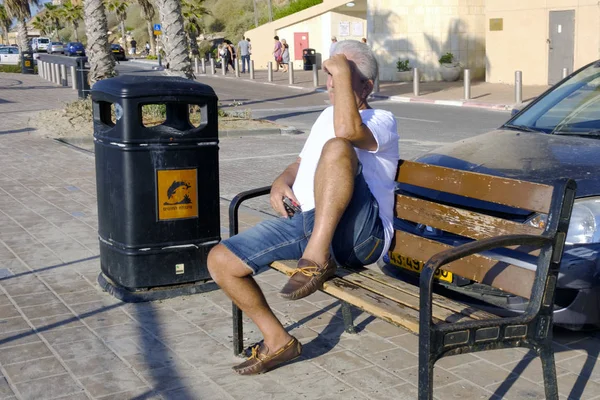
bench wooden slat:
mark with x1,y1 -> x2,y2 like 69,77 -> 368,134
336,269 -> 479,324
270,260 -> 424,331
396,160 -> 553,214
390,231 -> 535,299
395,194 -> 544,240
350,269 -> 498,320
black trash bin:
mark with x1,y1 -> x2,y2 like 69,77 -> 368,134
76,57 -> 90,99
93,75 -> 220,302
303,48 -> 316,71
21,51 -> 35,74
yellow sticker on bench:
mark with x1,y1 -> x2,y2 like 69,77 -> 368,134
389,252 -> 453,283
157,169 -> 198,221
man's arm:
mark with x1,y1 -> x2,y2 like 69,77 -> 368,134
324,55 -> 377,151
270,157 -> 301,217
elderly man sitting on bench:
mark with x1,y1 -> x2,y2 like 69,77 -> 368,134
207,39 -> 400,375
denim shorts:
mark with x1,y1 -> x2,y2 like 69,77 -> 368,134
222,170 -> 385,274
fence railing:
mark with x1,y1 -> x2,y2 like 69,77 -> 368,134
37,54 -> 90,99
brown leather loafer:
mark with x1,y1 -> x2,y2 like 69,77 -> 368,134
279,256 -> 336,300
233,337 -> 302,375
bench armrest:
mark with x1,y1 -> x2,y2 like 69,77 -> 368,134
229,186 -> 272,237
419,234 -> 552,327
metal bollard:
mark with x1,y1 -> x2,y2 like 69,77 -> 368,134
562,67 -> 568,79
463,68 -> 471,100
288,62 -> 294,85
515,70 -> 523,104
413,68 -> 420,96
194,57 -> 199,74
44,62 -> 48,81
158,53 -> 162,68
60,64 -> 68,87
250,60 -> 255,80
54,63 -> 60,84
235,58 -> 239,77
71,65 -> 77,90
210,58 -> 215,75
374,74 -> 380,93
201,58 -> 206,74
313,64 -> 319,87
38,60 -> 43,77
222,59 -> 226,75
47,63 -> 52,82
268,62 -> 273,82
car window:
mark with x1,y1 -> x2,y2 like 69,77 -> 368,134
0,48 -> 7,54
9,48 -> 19,54
39,38 -> 49,43
510,62 -> 600,135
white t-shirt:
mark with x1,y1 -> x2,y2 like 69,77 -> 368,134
292,106 -> 399,260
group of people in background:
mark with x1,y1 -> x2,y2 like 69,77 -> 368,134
219,36 -> 252,74
272,36 -> 290,72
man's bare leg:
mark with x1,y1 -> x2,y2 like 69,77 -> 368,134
302,137 -> 358,265
207,244 -> 293,352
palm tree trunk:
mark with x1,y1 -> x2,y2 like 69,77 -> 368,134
154,0 -> 193,79
146,20 -> 156,55
120,20 -> 128,54
84,0 -> 116,84
17,20 -> 31,52
73,22 -> 79,41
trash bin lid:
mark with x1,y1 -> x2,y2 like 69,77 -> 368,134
92,75 -> 217,99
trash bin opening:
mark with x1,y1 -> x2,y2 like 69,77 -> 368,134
93,101 -> 118,128
140,103 -> 207,129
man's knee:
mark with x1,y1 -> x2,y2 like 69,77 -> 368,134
207,243 -> 252,281
321,138 -> 358,167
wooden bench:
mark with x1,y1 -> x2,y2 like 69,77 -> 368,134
228,159 -> 576,400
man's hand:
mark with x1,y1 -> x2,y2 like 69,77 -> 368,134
270,178 -> 299,217
322,54 -> 352,80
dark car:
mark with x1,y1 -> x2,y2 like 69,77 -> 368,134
389,59 -> 600,331
65,42 -> 85,56
110,44 -> 126,61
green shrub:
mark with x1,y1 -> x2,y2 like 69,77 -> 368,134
439,52 -> 454,64
396,59 -> 410,72
0,64 -> 22,73
273,0 -> 322,21
146,55 -> 157,60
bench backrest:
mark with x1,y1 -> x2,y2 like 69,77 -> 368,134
389,160 -> 575,299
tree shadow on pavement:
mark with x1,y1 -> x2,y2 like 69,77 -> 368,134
0,256 -> 99,281
0,127 -> 35,135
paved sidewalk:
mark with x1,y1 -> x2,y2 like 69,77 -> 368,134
129,59 -> 550,111
2,73 -> 600,400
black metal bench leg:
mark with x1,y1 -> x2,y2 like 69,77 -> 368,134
341,302 -> 357,334
418,341 -> 435,400
540,345 -> 559,399
232,303 -> 244,355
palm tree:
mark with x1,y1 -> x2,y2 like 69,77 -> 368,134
105,0 -> 128,54
3,0 -> 38,51
43,3 -> 62,40
181,0 -> 209,58
0,4 -> 12,45
136,0 -> 155,56
154,0 -> 193,78
84,0 -> 116,84
31,14 -> 51,36
61,0 -> 84,41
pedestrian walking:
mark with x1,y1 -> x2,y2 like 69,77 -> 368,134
273,36 -> 282,72
237,36 -> 251,73
130,38 -> 137,55
145,41 -> 150,55
281,43 -> 290,73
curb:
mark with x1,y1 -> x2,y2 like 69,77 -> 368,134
198,72 -> 316,92
220,127 -> 299,137
371,93 -> 514,111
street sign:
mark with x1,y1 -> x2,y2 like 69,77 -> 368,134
154,31 -> 162,36
154,24 -> 161,31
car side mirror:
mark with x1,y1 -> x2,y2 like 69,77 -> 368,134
511,108 -> 520,117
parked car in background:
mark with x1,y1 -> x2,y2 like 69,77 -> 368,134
64,42 -> 85,56
110,44 -> 126,61
32,37 -> 50,52
0,46 -> 19,65
48,42 -> 64,54
389,59 -> 600,331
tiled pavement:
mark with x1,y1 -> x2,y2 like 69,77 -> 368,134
1,73 -> 600,399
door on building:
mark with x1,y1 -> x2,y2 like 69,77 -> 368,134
548,10 -> 575,85
294,32 -> 309,61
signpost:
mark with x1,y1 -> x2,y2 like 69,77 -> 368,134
153,24 -> 162,36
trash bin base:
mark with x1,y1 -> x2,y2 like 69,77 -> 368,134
98,272 -> 218,303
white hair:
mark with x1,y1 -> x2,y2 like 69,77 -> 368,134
330,40 -> 378,81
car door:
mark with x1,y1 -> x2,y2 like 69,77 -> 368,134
7,48 -> 19,64
0,48 -> 10,64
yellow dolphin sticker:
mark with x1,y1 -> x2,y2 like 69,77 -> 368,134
157,169 -> 198,221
